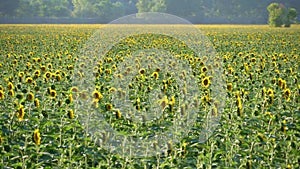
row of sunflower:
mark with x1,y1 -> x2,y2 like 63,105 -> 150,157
0,24 -> 299,168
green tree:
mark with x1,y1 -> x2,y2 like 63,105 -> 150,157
15,0 -> 71,17
285,8 -> 298,26
151,0 -> 166,12
136,0 -> 153,13
267,3 -> 298,27
73,0 -> 97,17
267,3 -> 284,27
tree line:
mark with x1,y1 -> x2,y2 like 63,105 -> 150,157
0,0 -> 299,24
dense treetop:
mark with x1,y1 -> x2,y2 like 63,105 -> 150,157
0,0 -> 299,24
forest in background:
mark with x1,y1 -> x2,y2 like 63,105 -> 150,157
0,0 -> 299,24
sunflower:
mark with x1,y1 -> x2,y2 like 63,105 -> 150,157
112,65 -> 117,71
0,89 -> 4,100
40,65 -> 46,71
227,83 -> 233,91
151,72 -> 159,80
56,74 -> 62,82
135,98 -> 141,111
278,77 -> 282,86
49,89 -> 57,98
267,88 -> 275,104
47,63 -> 52,69
237,103 -> 243,117
283,89 -> 291,101
34,98 -> 40,108
169,96 -> 175,111
228,67 -> 234,74
281,120 -> 287,134
66,94 -> 73,104
70,86 -> 79,93
160,96 -> 168,110
115,109 -> 121,119
27,92 -> 34,101
272,77 -> 276,84
106,103 -> 113,111
26,77 -> 33,84
44,71 -> 51,80
67,65 -> 73,70
109,87 -> 116,93
202,77 -> 210,88
68,109 -> 75,119
91,99 -> 99,108
18,72 -> 25,78
106,57 -> 113,63
51,73 -> 56,78
33,129 -> 41,145
33,70 -> 40,78
163,83 -> 168,94
26,62 -> 31,69
236,96 -> 242,107
105,69 -> 112,74
201,66 -> 208,73
92,90 -> 103,100
17,105 -> 25,121
7,82 -> 14,90
55,70 -> 61,75
201,94 -> 209,103
8,90 -> 14,97
12,59 -> 18,66
169,96 -> 175,105
138,68 -> 146,75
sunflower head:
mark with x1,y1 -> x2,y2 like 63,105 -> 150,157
227,83 -> 233,91
8,90 -> 14,97
7,82 -> 14,90
70,87 -> 79,93
201,66 -> 208,73
202,77 -> 210,88
283,89 -> 291,101
0,89 -> 4,100
139,68 -> 146,75
33,129 -> 41,145
34,70 -> 40,78
116,109 -> 122,119
18,72 -> 25,78
68,109 -> 75,119
152,72 -> 159,80
49,89 -> 57,98
27,92 -> 34,101
25,77 -> 33,84
92,90 -> 103,100
106,103 -> 113,111
267,88 -> 274,96
34,98 -> 40,107
17,105 -> 25,121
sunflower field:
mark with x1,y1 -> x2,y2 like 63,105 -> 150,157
0,24 -> 299,168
